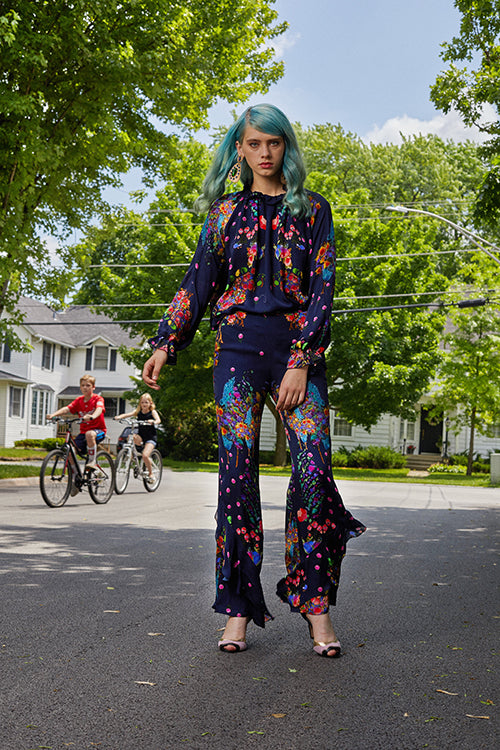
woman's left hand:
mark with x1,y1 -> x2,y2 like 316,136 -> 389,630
276,367 -> 308,411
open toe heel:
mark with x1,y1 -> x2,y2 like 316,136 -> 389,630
301,613 -> 341,658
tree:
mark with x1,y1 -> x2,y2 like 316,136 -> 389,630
298,125 -> 489,429
0,0 -> 285,338
430,0 -> 500,230
430,301 -> 500,474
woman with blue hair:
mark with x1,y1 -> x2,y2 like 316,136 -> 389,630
143,104 -> 366,657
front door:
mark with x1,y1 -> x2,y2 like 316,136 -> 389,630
420,406 -> 443,453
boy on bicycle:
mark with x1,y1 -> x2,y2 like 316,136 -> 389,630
47,374 -> 106,470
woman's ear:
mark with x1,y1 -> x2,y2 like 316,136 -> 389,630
235,141 -> 243,158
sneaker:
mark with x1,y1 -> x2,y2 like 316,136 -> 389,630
70,484 -> 80,496
86,461 -> 97,471
146,474 -> 155,484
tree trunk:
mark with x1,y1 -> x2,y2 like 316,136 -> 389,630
467,405 -> 476,476
265,396 -> 287,467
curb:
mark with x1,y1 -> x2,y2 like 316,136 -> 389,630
0,477 -> 40,487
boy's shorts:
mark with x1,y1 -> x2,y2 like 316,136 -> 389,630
74,430 -> 106,456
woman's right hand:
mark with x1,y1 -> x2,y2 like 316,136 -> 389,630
142,349 -> 168,390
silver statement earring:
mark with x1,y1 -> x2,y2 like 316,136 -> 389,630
228,155 -> 242,184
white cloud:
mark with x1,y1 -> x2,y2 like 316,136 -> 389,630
269,30 -> 301,60
363,104 -> 496,145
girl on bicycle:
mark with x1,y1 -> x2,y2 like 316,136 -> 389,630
115,394 -> 161,483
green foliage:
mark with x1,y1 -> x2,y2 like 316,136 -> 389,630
430,0 -> 500,229
159,404 -> 218,461
331,444 -> 406,469
14,438 -> 43,448
428,462 -> 466,474
41,438 -> 64,451
0,0 -> 285,339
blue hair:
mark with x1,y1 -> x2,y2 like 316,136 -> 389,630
195,104 -> 311,218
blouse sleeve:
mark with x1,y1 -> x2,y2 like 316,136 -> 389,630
148,202 -> 227,363
287,197 -> 336,369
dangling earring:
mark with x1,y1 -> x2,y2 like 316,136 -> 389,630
228,155 -> 242,184
280,171 -> 288,190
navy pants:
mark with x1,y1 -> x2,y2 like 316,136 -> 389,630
212,313 -> 365,627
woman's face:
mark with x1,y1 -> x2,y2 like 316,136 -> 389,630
236,126 -> 285,181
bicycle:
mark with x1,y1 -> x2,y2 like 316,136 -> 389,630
114,418 -> 163,494
40,418 -> 116,507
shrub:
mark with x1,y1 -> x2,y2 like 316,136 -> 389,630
346,445 -> 407,469
428,463 -> 466,474
14,438 -> 44,448
41,438 -> 64,451
159,405 -> 218,462
331,451 -> 349,468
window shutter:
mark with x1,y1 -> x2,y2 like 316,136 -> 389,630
119,398 -> 126,413
67,348 -> 71,367
3,342 -> 11,362
85,348 -> 92,370
51,344 -> 55,370
110,349 -> 117,371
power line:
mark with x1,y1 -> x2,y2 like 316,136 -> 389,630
66,288 -> 499,307
24,296 -> 499,325
87,246 -> 481,270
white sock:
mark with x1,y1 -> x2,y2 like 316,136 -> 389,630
88,447 -> 96,463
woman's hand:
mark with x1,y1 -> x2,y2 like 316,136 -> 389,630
276,367 -> 308,411
142,349 -> 168,390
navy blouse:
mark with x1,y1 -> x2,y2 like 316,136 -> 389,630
149,188 -> 336,369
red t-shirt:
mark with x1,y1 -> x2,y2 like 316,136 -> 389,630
68,394 -> 106,433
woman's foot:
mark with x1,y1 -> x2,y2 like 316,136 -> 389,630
218,616 -> 249,653
302,613 -> 341,658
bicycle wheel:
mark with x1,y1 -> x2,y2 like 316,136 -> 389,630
88,450 -> 115,504
40,449 -> 71,507
143,449 -> 163,492
114,448 -> 131,495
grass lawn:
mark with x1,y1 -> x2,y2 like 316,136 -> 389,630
0,450 -> 496,487
164,459 -> 495,488
0,465 -> 41,479
0,447 -> 46,460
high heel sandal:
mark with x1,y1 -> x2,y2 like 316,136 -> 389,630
218,617 -> 249,653
301,613 -> 341,658
218,639 -> 247,653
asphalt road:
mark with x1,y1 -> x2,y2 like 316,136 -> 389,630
0,471 -> 498,750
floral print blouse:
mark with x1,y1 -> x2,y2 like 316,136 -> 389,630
149,188 -> 336,369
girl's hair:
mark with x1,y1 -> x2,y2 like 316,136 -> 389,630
133,393 -> 155,416
195,104 -> 311,218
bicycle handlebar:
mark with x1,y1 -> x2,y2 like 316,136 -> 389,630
47,416 -> 84,425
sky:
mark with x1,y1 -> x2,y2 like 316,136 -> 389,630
205,0 -> 489,145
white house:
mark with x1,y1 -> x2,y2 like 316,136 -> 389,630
0,297 -> 142,448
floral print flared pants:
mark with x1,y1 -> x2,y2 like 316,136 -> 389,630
212,313 -> 366,627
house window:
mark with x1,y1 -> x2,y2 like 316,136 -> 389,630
31,390 -> 51,425
333,409 -> 352,437
1,341 -> 11,362
42,341 -> 55,370
59,346 -> 71,367
400,418 -> 416,441
86,346 -> 118,370
492,424 -> 500,438
9,386 -> 26,417
94,346 -> 109,369
103,397 -> 127,419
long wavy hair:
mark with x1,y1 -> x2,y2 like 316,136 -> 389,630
195,104 -> 311,218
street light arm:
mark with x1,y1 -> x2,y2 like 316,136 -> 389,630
386,205 -> 500,267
